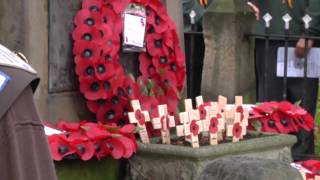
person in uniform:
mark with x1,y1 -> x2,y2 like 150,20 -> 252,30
249,0 -> 319,160
0,44 -> 57,180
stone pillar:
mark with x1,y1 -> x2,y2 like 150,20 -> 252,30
164,0 -> 185,49
201,0 -> 256,103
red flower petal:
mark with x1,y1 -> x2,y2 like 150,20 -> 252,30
72,25 -> 102,43
74,9 -> 101,27
232,122 -> 242,138
105,138 -> 125,159
117,136 -> 136,158
210,117 -> 219,134
190,120 -> 199,136
79,77 -> 108,100
73,41 -> 101,61
146,33 -> 169,57
82,0 -> 102,12
198,105 -> 207,120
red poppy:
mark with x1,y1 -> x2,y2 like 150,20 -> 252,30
117,135 -> 136,158
139,53 -> 154,78
146,33 -> 169,57
198,105 -> 207,120
145,7 -> 156,25
102,32 -> 120,56
79,77 -> 111,100
149,12 -> 170,34
166,96 -> 179,116
74,9 -> 102,27
70,140 -> 95,161
159,69 -> 177,88
73,41 -> 101,61
80,122 -> 112,140
160,116 -> 171,130
100,5 -> 123,34
131,0 -> 149,6
56,121 -> 80,132
75,56 -> 95,77
122,76 -> 141,99
152,54 -> 172,70
72,25 -> 102,43
135,109 -> 146,125
232,122 -> 242,138
236,106 -> 244,121
119,124 -> 136,134
93,61 -> 118,80
48,134 -> 75,161
93,140 -> 110,159
104,138 -> 125,159
300,160 -> 320,175
260,117 -> 279,133
82,0 -> 102,12
99,24 -> 113,43
96,101 -> 125,124
210,117 -> 219,134
108,0 -> 130,14
190,120 -> 199,136
86,99 -> 108,113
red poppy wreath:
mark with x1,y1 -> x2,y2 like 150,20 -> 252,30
72,0 -> 186,125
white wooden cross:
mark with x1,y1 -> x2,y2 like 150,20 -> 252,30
128,100 -> 151,144
226,110 -> 243,142
176,111 -> 204,148
152,104 -> 175,144
218,95 -> 227,113
234,96 -> 249,138
183,99 -> 200,142
195,96 -> 211,121
196,96 -> 225,145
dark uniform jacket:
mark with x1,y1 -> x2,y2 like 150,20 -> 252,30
0,48 -> 57,180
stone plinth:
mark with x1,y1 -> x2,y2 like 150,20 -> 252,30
125,132 -> 297,180
201,0 -> 256,103
197,156 -> 302,180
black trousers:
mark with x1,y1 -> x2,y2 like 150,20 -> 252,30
255,39 -> 319,160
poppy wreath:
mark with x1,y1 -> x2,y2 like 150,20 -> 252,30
48,121 -> 137,161
72,0 -> 186,127
248,101 -> 314,134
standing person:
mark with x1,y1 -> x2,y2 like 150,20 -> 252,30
295,0 -> 320,58
0,44 -> 57,180
249,0 -> 319,160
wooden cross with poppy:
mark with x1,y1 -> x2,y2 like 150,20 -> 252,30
183,99 -> 201,143
195,96 -> 212,121
176,111 -> 204,148
195,96 -> 224,145
226,110 -> 243,142
128,100 -> 151,144
218,95 -> 227,113
151,104 -> 175,144
234,96 -> 249,138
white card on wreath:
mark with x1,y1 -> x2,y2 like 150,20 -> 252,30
123,13 -> 146,48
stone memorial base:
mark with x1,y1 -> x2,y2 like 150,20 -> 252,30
125,132 -> 297,180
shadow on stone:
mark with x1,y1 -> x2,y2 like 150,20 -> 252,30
197,156 -> 302,180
